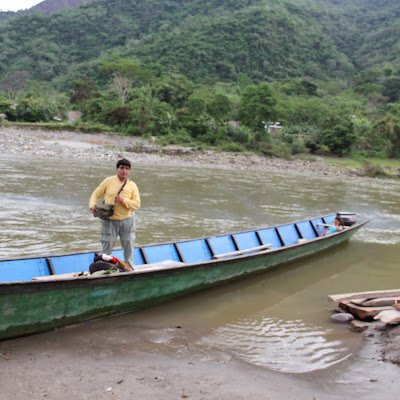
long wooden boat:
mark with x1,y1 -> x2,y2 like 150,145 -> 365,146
0,212 -> 367,341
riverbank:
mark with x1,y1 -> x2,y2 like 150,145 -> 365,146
0,126 -> 358,179
1,126 -> 399,399
0,307 -> 399,400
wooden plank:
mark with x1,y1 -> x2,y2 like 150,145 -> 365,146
294,223 -> 303,239
353,297 -> 400,308
275,228 -> 285,246
329,289 -> 400,303
32,271 -> 89,281
46,258 -> 56,275
204,238 -> 215,257
339,299 -> 393,320
310,221 -> 319,236
174,243 -> 186,263
214,244 -> 272,259
140,247 -> 149,264
254,230 -> 263,246
230,235 -> 240,251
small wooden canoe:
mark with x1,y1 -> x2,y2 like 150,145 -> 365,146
0,212 -> 367,340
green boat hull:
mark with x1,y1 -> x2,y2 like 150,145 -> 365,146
0,225 -> 362,341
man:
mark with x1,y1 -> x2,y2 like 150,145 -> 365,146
89,158 -> 141,268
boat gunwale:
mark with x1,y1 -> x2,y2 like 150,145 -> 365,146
0,213 -> 352,263
0,218 -> 368,290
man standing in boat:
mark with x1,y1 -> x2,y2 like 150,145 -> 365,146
89,158 -> 141,269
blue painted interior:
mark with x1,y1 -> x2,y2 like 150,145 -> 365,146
324,214 -> 336,224
112,249 -> 124,259
277,224 -> 300,246
110,248 -> 144,265
51,253 -> 95,274
0,258 -> 50,282
296,221 -> 317,240
0,215 -> 343,283
142,244 -> 181,264
257,228 -> 282,249
233,231 -> 261,250
311,218 -> 325,236
176,240 -> 212,264
133,248 -> 145,265
207,235 -> 236,257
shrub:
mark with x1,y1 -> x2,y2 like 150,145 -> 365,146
0,96 -> 12,113
219,125 -> 251,144
157,129 -> 193,145
218,142 -> 246,152
252,139 -> 292,158
15,97 -> 59,122
362,161 -> 392,178
291,140 -> 308,155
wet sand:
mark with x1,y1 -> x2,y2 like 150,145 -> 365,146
0,126 -> 399,399
0,312 -> 399,400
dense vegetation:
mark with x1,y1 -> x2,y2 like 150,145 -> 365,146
0,0 -> 399,161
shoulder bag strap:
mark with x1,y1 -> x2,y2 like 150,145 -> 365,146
117,179 -> 128,195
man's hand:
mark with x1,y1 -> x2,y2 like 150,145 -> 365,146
115,195 -> 124,204
89,207 -> 97,217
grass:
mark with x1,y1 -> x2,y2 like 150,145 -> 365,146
4,121 -> 115,134
324,155 -> 400,178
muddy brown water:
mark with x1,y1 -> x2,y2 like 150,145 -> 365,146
0,155 -> 399,398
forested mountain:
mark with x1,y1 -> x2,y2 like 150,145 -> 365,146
0,0 -> 398,92
0,0 -> 89,22
29,0 -> 92,15
0,0 -> 399,163
312,0 -> 400,71
0,11 -> 15,22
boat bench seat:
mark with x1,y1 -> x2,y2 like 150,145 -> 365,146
214,244 -> 272,259
135,260 -> 187,272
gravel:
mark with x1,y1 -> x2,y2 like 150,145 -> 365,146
0,126 -> 357,178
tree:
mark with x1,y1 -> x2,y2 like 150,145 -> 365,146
102,58 -> 149,105
238,83 -> 277,131
381,77 -> 400,102
374,110 -> 400,158
208,93 -> 231,123
319,114 -> 356,155
70,77 -> 98,106
154,73 -> 193,108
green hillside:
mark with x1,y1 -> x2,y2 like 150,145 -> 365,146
0,0 -> 399,90
0,0 -> 351,89
313,0 -> 400,70
0,0 -> 399,165
126,3 -> 350,82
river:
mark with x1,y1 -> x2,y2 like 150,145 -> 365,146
0,154 -> 399,398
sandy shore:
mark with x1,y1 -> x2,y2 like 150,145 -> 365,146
0,126 -> 398,399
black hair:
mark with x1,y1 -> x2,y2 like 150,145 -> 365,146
116,158 -> 131,169
335,215 -> 343,226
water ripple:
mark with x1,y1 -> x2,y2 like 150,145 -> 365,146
201,316 -> 350,373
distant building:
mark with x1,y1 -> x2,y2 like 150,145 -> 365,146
67,111 -> 81,123
264,121 -> 282,135
227,120 -> 241,128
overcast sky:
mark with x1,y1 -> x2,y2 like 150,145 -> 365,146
0,0 -> 42,12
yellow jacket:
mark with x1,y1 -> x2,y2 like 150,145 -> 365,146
89,176 -> 141,220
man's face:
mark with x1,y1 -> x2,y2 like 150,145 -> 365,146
117,165 -> 130,180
